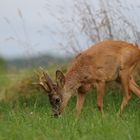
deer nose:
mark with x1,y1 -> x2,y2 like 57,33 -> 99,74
53,113 -> 59,118
55,97 -> 60,104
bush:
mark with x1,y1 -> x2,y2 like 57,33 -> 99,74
0,57 -> 7,74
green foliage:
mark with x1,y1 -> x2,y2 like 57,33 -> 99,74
0,57 -> 7,74
0,90 -> 140,140
0,69 -> 140,140
6,54 -> 71,70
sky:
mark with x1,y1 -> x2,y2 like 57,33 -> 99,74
0,0 -> 140,59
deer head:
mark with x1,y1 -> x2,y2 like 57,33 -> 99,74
35,69 -> 65,117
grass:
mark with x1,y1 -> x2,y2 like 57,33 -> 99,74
0,71 -> 140,140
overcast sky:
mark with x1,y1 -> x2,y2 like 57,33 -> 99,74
0,0 -> 140,59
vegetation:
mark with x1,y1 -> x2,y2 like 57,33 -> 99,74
0,67 -> 140,140
0,57 -> 7,74
45,0 -> 140,54
6,54 -> 71,70
1,0 -> 140,139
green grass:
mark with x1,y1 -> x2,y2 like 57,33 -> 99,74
1,90 -> 140,140
0,70 -> 140,140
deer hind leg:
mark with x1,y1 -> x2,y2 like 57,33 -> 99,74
96,80 -> 105,114
119,70 -> 131,114
129,76 -> 140,99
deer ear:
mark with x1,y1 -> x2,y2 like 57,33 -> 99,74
56,70 -> 65,88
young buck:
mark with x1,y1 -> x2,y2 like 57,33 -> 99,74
37,40 -> 140,117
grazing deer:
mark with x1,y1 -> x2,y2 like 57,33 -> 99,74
37,40 -> 140,117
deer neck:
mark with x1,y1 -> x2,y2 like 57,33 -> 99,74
64,70 -> 81,95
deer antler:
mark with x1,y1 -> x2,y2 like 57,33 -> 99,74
40,67 -> 54,89
34,68 -> 54,93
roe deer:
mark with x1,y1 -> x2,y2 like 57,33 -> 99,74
37,40 -> 140,117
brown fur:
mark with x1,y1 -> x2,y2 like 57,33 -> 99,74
59,40 -> 140,116
38,40 -> 140,117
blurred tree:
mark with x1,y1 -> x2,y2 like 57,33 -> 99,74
44,0 -> 140,54
0,57 -> 7,73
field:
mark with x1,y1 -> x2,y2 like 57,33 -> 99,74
0,70 -> 140,140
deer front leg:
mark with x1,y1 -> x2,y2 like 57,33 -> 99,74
75,93 -> 85,117
75,85 -> 91,117
96,80 -> 105,114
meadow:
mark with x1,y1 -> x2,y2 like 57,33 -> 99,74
1,0 -> 140,139
0,69 -> 140,140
